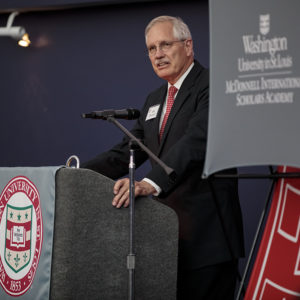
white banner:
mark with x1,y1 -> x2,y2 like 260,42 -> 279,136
203,0 -> 300,176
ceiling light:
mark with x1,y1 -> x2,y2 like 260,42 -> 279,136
18,33 -> 31,47
0,12 -> 31,47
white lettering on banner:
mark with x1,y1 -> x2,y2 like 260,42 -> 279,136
242,35 -> 288,56
235,92 -> 293,106
238,55 -> 293,73
226,79 -> 260,93
261,77 -> 300,90
238,58 -> 265,72
224,14 -> 300,107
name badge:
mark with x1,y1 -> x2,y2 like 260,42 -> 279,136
146,104 -> 160,121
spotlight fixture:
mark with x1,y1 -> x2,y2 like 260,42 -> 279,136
0,12 -> 31,47
18,33 -> 31,47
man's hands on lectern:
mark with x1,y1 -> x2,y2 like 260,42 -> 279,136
112,178 -> 156,208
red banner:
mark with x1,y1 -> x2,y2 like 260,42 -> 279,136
245,166 -> 300,299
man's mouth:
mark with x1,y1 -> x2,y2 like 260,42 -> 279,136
156,61 -> 169,68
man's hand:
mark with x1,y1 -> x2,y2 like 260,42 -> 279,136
112,178 -> 157,208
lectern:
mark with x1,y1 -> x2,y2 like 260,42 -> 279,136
50,168 -> 178,300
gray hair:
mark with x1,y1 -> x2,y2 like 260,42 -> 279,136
145,15 -> 192,42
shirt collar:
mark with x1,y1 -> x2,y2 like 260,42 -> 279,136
168,62 -> 195,91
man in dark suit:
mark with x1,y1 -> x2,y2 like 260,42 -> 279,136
82,15 -> 244,299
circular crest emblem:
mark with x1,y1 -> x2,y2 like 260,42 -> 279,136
0,176 -> 43,296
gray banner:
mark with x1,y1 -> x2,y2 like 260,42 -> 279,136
203,0 -> 300,177
0,167 -> 60,299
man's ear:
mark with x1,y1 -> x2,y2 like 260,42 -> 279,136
185,39 -> 194,56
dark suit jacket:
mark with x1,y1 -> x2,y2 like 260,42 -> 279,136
82,60 -> 244,269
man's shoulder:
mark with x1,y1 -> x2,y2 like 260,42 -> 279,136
192,60 -> 209,81
179,60 -> 209,92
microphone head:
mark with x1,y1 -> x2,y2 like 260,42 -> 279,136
126,109 -> 140,120
81,113 -> 90,118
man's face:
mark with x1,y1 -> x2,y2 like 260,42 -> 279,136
146,21 -> 193,84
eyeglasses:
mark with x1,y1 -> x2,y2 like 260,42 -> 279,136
147,40 -> 186,56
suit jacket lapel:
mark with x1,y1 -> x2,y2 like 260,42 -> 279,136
158,88 -> 190,148
158,62 -> 201,152
147,85 -> 167,152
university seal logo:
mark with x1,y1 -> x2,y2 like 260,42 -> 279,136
260,14 -> 270,35
0,176 -> 43,296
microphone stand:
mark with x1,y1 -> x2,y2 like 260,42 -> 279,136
107,117 -> 175,178
106,116 -> 175,300
128,145 -> 135,300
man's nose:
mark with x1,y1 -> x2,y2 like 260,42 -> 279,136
155,47 -> 165,58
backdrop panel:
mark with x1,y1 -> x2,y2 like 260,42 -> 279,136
204,0 -> 300,177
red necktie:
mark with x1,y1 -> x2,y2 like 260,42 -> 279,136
159,85 -> 178,140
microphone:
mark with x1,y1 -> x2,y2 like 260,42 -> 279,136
82,108 -> 140,120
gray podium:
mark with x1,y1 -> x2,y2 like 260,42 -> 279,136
50,168 -> 178,300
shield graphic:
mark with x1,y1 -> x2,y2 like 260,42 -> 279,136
4,204 -> 33,273
260,14 -> 270,35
